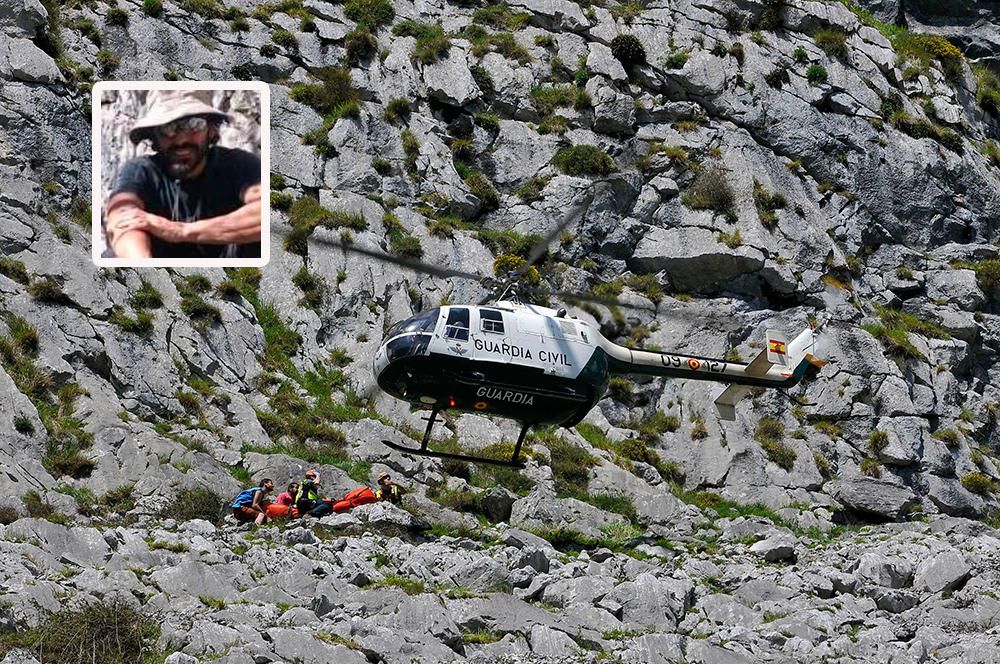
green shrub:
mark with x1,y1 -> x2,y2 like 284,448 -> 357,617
813,451 -> 831,476
14,414 -> 34,433
272,28 -> 298,49
384,97 -> 411,123
764,67 -> 787,88
531,85 -> 577,115
473,3 -> 530,30
974,259 -> 1000,297
344,0 -> 394,31
23,490 -> 58,520
960,472 -> 994,496
893,31 -> 963,81
178,282 -> 221,332
464,171 -> 499,211
610,33 -> 645,67
754,417 -> 785,443
27,276 -> 65,302
682,165 -> 735,218
470,64 -> 494,96
285,196 -> 367,255
538,114 -> 570,135
293,266 -> 326,312
270,191 -> 293,210
130,279 -> 163,309
161,487 -> 226,525
180,0 -> 223,18
515,175 -> 550,203
861,322 -> 922,360
814,29 -> 847,59
753,179 -> 786,229
890,111 -> 963,153
868,430 -> 889,455
860,458 -> 882,477
717,228 -> 742,248
485,31 -> 531,64
393,19 -> 451,63
143,0 -> 163,16
96,49 -> 120,74
0,598 -> 160,664
607,376 -> 634,403
550,145 -> 616,176
230,15 -> 249,30
109,308 -> 154,336
974,65 -> 1000,115
661,49 -> 689,69
806,63 -> 828,84
345,29 -> 378,63
0,258 -> 30,285
539,432 -> 597,497
390,235 -> 423,258
983,141 -> 1000,169
0,505 -> 17,524
729,42 -> 745,64
757,0 -> 785,30
873,305 -> 949,339
105,6 -> 129,25
289,67 -> 357,116
932,428 -> 961,447
474,112 -> 500,132
70,18 -> 101,45
755,419 -> 794,470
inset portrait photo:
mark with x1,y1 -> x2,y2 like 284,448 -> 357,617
92,81 -> 270,267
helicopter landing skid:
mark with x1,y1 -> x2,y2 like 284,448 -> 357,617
381,407 -> 529,468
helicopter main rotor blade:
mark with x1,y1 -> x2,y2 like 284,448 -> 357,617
273,221 -> 696,314
550,289 -> 658,313
523,189 -> 597,270
274,228 -> 488,282
476,189 -> 597,306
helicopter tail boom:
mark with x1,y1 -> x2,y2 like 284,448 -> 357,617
604,326 -> 825,418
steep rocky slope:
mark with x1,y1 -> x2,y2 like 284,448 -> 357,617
1,0 -> 1000,661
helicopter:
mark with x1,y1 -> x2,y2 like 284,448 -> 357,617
287,207 -> 828,469
373,296 -> 825,467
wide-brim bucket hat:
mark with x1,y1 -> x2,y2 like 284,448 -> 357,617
128,90 -> 232,144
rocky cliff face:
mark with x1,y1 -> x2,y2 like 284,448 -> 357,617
1,0 -> 1000,662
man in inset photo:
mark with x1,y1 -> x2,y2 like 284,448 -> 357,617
97,85 -> 267,262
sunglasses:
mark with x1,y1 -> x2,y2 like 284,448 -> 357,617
155,116 -> 208,138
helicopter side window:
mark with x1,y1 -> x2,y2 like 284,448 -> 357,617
480,309 -> 504,335
444,308 -> 470,341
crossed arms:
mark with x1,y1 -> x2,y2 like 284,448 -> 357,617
105,184 -> 262,258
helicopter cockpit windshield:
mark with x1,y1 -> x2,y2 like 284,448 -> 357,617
384,308 -> 440,341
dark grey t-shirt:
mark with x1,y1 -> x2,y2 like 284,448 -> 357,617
111,146 -> 261,259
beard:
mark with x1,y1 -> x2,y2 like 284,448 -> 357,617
163,140 -> 209,178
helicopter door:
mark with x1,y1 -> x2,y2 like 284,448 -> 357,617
474,308 -> 509,363
443,307 -> 470,342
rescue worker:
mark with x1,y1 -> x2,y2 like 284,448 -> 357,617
295,469 -> 331,517
375,472 -> 404,504
231,478 -> 274,525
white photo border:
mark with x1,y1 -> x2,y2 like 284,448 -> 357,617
91,80 -> 270,268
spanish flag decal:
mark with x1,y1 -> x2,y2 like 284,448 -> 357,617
769,339 -> 787,355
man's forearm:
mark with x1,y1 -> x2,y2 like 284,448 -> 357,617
112,229 -> 153,258
185,200 -> 261,245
